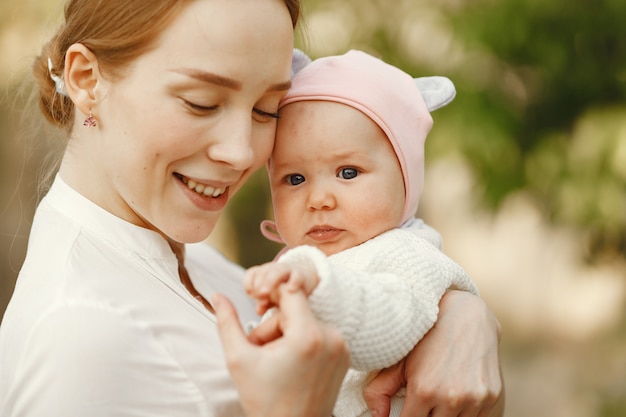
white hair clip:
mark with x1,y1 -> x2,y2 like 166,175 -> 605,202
47,57 -> 69,97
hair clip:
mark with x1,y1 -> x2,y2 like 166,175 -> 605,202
47,57 -> 69,97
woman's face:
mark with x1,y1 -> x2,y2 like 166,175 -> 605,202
75,0 -> 294,243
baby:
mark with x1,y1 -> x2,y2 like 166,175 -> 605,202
245,50 -> 478,417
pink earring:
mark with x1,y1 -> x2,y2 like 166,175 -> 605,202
83,110 -> 97,127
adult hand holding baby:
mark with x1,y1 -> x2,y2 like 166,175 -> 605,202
213,286 -> 350,417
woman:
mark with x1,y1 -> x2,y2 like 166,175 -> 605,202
0,0 -> 503,416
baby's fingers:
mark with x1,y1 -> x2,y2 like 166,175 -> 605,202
255,265 -> 293,296
256,299 -> 271,316
243,266 -> 262,295
244,264 -> 278,297
285,268 -> 319,296
285,269 -> 309,292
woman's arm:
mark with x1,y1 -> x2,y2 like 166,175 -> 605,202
364,290 -> 504,417
213,286 -> 351,417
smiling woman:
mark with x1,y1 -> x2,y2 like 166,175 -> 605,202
53,0 -> 295,244
0,0 -> 504,416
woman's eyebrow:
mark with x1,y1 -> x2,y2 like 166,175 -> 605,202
269,80 -> 292,92
172,68 -> 241,90
171,68 -> 291,92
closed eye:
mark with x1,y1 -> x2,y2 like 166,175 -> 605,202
182,99 -> 218,113
253,107 -> 280,122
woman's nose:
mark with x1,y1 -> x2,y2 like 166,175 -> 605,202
207,117 -> 255,171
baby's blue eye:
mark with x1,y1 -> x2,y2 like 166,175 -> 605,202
338,168 -> 358,180
286,174 -> 305,186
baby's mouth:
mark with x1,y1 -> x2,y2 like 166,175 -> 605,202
176,174 -> 226,198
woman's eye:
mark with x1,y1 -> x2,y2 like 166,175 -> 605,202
182,99 -> 218,113
338,167 -> 359,180
286,174 -> 305,186
253,107 -> 280,122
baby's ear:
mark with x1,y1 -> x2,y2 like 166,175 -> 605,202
291,48 -> 312,78
414,76 -> 456,112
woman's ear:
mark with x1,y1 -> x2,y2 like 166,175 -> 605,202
63,43 -> 102,118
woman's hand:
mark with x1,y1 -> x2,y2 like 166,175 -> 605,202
213,287 -> 350,417
364,290 -> 504,417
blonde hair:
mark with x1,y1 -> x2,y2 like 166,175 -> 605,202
34,0 -> 301,133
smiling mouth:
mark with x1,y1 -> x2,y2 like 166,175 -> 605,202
176,173 -> 226,198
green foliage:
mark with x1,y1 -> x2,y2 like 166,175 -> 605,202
444,0 -> 626,259
451,0 -> 626,134
600,400 -> 626,417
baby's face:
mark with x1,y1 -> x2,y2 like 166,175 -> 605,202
269,101 -> 405,256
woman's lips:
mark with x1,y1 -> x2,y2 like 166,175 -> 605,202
174,173 -> 229,211
176,173 -> 227,197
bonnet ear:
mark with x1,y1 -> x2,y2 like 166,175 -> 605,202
414,76 -> 456,112
291,48 -> 312,78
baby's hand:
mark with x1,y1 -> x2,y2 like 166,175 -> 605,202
244,262 -> 320,315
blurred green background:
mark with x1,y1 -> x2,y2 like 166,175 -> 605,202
1,1 -> 625,416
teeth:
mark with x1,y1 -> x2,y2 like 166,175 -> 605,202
182,176 -> 225,198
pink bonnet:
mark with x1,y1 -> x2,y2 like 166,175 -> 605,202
279,49 -> 455,225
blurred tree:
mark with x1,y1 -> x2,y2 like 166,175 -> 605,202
445,0 -> 626,260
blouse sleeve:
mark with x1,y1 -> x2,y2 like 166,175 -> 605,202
276,230 -> 478,371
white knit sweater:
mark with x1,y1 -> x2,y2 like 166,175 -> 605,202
275,221 -> 478,417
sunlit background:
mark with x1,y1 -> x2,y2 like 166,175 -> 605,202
1,1 -> 625,416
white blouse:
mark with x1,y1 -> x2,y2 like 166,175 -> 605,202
0,175 -> 257,417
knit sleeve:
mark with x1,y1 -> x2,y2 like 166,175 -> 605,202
277,230 -> 478,372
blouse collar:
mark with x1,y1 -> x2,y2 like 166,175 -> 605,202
44,174 -> 175,262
